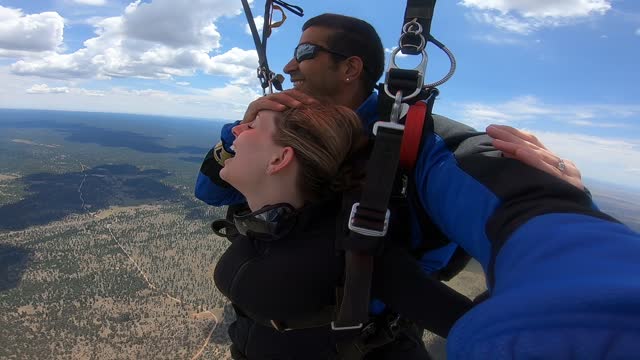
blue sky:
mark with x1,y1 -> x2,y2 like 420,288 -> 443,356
0,0 -> 639,189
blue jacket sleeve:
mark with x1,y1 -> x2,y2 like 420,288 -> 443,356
194,121 -> 246,206
412,113 -> 640,358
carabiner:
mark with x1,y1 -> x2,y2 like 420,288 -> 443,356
383,47 -> 428,101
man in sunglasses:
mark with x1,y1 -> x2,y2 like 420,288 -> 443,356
196,13 -> 599,359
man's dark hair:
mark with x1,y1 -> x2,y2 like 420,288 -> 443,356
303,13 -> 385,95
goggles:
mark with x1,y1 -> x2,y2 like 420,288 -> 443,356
294,43 -> 349,63
211,203 -> 297,240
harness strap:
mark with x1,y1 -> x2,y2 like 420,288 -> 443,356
241,0 -> 303,92
401,0 -> 436,55
272,0 -> 303,17
241,0 -> 270,90
334,126 -> 404,359
358,127 -> 404,220
399,101 -> 427,170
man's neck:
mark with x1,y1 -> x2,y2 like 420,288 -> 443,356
334,87 -> 369,111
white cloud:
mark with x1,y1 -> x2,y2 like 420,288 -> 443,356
26,84 -> 69,94
245,16 -> 264,35
452,95 -> 639,129
8,0 -> 259,82
72,0 -> 107,5
568,119 -> 625,128
0,6 -> 64,53
460,0 -> 612,34
460,0 -> 611,18
472,34 -> 524,45
0,67 -> 259,120
176,81 -> 190,86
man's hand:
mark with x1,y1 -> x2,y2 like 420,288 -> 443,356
242,89 -> 319,123
487,124 -> 585,190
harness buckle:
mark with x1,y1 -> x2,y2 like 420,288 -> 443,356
270,320 -> 292,332
372,121 -> 404,136
348,202 -> 390,238
331,321 -> 363,331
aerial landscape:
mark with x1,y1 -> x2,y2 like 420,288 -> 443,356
0,109 -> 234,359
1,0 -> 639,358
1,108 -> 638,359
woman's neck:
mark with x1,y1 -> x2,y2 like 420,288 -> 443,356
244,176 -> 305,211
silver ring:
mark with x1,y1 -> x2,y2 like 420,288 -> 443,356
557,159 -> 566,173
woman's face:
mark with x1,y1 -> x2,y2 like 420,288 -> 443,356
219,111 -> 283,193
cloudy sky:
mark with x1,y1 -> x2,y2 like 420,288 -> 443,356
0,0 -> 639,189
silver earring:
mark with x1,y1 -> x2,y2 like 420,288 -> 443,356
346,77 -> 350,82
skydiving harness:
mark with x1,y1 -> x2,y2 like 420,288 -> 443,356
240,0 -> 304,95
232,1 -> 460,358
331,1 -> 461,358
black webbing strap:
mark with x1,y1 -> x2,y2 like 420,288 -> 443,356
273,0 -> 303,17
401,0 -> 436,55
335,252 -> 374,328
260,0 -> 273,57
334,126 -> 405,360
353,127 -> 404,230
241,0 -> 303,91
241,0 -> 270,89
386,69 -> 422,99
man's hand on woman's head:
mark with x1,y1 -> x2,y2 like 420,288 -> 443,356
486,124 -> 585,191
242,89 -> 319,123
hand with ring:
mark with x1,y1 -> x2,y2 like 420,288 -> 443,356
486,124 -> 585,191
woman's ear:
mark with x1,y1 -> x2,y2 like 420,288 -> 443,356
266,146 -> 295,175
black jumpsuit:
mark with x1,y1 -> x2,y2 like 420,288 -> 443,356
214,198 -> 473,359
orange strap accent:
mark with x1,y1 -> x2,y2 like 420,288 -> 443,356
266,5 -> 287,38
400,102 -> 427,170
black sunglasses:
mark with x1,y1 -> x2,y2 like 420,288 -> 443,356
294,43 -> 349,63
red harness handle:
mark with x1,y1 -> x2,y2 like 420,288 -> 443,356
399,101 -> 427,170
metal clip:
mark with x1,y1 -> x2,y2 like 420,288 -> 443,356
390,90 -> 403,124
399,18 -> 426,52
383,47 -> 428,102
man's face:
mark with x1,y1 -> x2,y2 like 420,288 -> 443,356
283,26 -> 343,99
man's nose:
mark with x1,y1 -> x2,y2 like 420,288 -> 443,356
283,57 -> 298,74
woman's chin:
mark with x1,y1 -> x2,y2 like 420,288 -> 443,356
219,167 -> 230,182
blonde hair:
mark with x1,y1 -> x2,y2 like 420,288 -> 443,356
272,104 -> 366,201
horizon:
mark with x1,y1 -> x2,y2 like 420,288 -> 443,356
2,106 -> 639,193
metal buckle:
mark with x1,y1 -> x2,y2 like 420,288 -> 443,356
348,202 -> 390,237
331,321 -> 363,331
270,320 -> 292,332
372,121 -> 404,136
